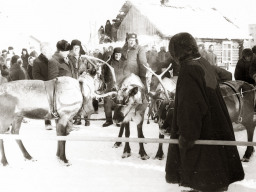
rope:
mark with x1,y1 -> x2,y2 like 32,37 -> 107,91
0,134 -> 255,146
222,87 -> 256,98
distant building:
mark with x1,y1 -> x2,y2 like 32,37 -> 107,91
112,1 -> 250,69
249,24 -> 256,47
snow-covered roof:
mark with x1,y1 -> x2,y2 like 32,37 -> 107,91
126,1 -> 249,40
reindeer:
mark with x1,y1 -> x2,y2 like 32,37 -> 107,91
0,55 -> 116,166
112,74 -> 150,160
147,64 -> 256,162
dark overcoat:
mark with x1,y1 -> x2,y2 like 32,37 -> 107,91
166,57 -> 244,191
8,63 -> 26,81
48,52 -> 74,80
235,58 -> 254,84
32,53 -> 49,81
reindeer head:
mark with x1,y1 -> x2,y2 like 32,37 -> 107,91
113,74 -> 147,123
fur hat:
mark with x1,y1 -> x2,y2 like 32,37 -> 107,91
242,48 -> 253,58
113,47 -> 122,54
29,50 -> 38,58
11,55 -> 21,65
56,40 -> 71,52
169,32 -> 200,62
8,46 -> 13,51
70,39 -> 85,55
126,33 -> 137,40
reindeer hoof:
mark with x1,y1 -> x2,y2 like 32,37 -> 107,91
1,159 -> 8,166
122,152 -> 131,158
154,154 -> 164,160
141,154 -> 150,160
58,158 -> 71,166
113,142 -> 122,148
84,121 -> 90,126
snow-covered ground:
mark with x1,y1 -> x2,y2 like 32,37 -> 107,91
0,106 -> 256,192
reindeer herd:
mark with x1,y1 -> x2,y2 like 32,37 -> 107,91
0,56 -> 255,166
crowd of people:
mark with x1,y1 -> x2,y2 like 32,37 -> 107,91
1,31 -> 254,191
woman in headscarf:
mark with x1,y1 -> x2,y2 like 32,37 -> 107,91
165,32 -> 244,192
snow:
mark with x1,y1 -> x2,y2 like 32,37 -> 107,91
0,106 -> 256,192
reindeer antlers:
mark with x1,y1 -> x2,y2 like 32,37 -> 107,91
81,54 -> 116,84
143,63 -> 172,102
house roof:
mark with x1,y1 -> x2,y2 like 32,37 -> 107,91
123,1 -> 249,40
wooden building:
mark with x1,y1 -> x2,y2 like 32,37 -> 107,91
113,1 -> 249,68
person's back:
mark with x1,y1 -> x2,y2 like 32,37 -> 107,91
165,32 -> 244,192
235,48 -> 254,84
8,55 -> 26,81
32,42 -> 52,81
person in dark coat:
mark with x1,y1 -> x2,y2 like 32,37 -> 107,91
102,47 -> 124,127
7,55 -> 26,81
68,39 -> 92,126
165,32 -> 244,191
21,48 -> 29,71
235,48 -> 254,84
104,20 -> 112,39
48,40 -> 72,80
32,42 -> 53,130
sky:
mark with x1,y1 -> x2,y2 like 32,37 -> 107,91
0,0 -> 256,51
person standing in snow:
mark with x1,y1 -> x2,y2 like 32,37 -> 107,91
165,32 -> 244,192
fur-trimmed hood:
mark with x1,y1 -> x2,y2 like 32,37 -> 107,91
168,32 -> 200,63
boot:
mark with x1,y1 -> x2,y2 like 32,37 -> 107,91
102,121 -> 113,127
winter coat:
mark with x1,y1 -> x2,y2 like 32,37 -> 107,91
121,43 -> 149,87
8,63 -> 26,81
32,53 -> 49,81
102,57 -> 125,91
166,57 -> 244,191
206,51 -> 217,66
48,52 -> 74,80
105,22 -> 112,38
146,50 -> 159,72
199,49 -> 208,59
158,50 -> 168,63
235,58 -> 254,84
213,65 -> 232,83
21,54 -> 29,70
27,65 -> 33,79
68,54 -> 91,79
157,57 -> 180,77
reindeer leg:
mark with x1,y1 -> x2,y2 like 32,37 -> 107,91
113,123 -> 124,148
242,122 -> 255,162
122,123 -> 131,158
0,139 -> 8,166
56,118 -> 69,165
155,133 -> 164,160
12,116 -> 33,160
137,121 -> 149,160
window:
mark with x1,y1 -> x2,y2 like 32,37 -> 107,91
222,41 -> 232,65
